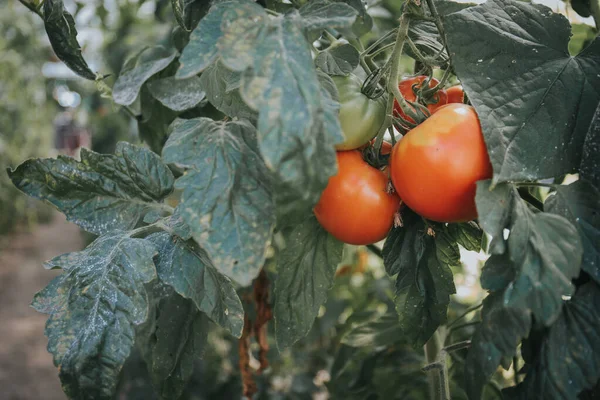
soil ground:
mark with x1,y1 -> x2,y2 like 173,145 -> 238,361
0,213 -> 83,400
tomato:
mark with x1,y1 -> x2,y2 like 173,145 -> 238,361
332,74 -> 387,150
393,76 -> 448,124
315,151 -> 400,245
389,104 -> 492,222
446,85 -> 464,104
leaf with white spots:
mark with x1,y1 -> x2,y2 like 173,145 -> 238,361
147,232 -> 244,337
162,118 -> 274,286
32,232 -> 157,400
177,0 -> 343,214
8,142 -> 174,235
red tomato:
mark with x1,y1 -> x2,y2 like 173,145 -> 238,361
389,104 -> 492,222
393,76 -> 448,124
446,85 -> 464,104
315,151 -> 400,245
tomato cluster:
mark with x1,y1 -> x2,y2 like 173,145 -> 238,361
316,76 -> 491,245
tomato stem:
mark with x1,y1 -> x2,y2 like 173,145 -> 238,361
17,0 -> 43,17
425,0 -> 452,69
366,244 -> 383,258
446,303 -> 483,329
423,329 -> 452,400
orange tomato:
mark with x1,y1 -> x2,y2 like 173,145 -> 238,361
315,151 -> 400,245
446,85 -> 464,104
389,104 -> 492,222
393,76 -> 448,124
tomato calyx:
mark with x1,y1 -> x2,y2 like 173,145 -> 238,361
393,75 -> 449,132
361,139 -> 392,170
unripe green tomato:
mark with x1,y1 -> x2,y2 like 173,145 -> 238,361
332,74 -> 387,150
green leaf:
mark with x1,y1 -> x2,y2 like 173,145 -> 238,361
32,232 -> 157,400
448,222 -> 484,252
162,118 -> 275,286
480,253 -> 515,291
341,314 -> 404,348
178,0 -> 343,212
580,104 -> 600,188
475,181 -> 517,255
503,282 -> 600,400
274,216 -> 344,349
333,0 -> 373,38
138,289 -> 209,400
314,43 -> 360,76
8,142 -> 174,235
382,211 -> 456,347
545,180 -> 600,284
43,0 -> 96,80
147,232 -> 244,337
476,181 -> 583,325
298,0 -> 358,31
465,291 -> 532,400
444,0 -> 600,183
113,46 -> 177,106
198,62 -> 257,121
571,0 -> 592,18
147,76 -> 206,112
176,1 -> 241,79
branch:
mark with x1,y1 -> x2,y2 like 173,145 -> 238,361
18,0 -> 43,17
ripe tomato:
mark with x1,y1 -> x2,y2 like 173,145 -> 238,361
389,104 -> 492,222
393,76 -> 448,124
332,74 -> 387,150
446,85 -> 464,104
315,151 -> 400,245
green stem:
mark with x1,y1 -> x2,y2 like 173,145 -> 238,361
127,222 -> 165,238
517,188 -> 544,212
424,332 -> 443,400
514,181 -> 556,189
365,42 -> 396,60
387,12 -> 416,121
448,321 -> 480,334
447,303 -> 482,329
373,95 -> 394,154
323,30 -> 338,43
18,0 -> 43,17
349,38 -> 372,75
444,340 -> 471,353
406,37 -> 444,66
361,28 -> 397,57
425,0 -> 452,68
366,244 -> 383,258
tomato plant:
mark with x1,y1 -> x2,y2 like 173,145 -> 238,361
390,103 -> 493,222
332,74 -> 387,150
314,150 -> 400,245
4,0 -> 600,399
